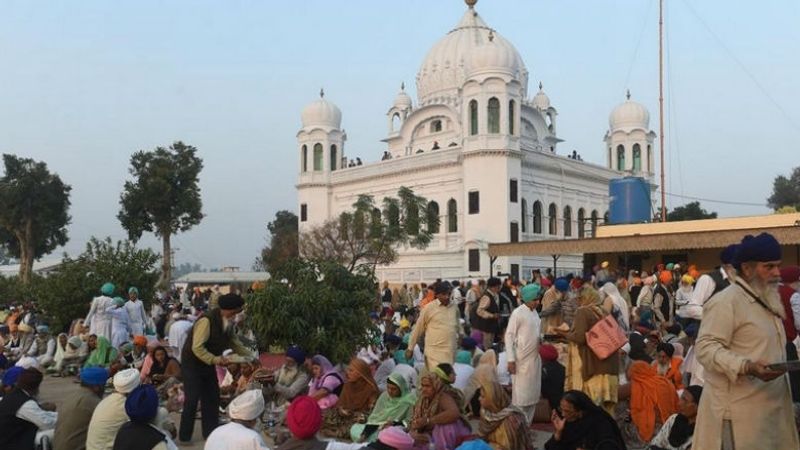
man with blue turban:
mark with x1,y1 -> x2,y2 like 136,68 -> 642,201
52,367 -> 108,450
504,282 -> 543,423
85,282 -> 115,342
113,384 -> 176,449
540,277 -> 569,333
694,232 -> 798,449
124,287 -> 148,337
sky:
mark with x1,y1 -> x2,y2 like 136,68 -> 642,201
1,0 -> 798,269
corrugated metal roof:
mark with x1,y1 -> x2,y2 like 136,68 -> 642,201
174,271 -> 270,284
489,225 -> 800,257
598,212 -> 800,237
0,258 -> 64,276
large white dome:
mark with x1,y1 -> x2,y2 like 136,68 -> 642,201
416,4 -> 528,105
301,90 -> 342,129
609,91 -> 650,130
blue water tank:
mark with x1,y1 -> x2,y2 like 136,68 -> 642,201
608,177 -> 651,225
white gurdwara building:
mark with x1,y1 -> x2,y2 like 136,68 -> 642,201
297,0 -> 655,282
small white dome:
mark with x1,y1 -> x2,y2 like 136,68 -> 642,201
532,82 -> 550,110
394,83 -> 412,109
301,89 -> 342,129
609,91 -> 650,130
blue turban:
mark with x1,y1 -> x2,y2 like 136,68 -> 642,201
456,440 -> 493,450
554,278 -> 569,292
101,282 -> 115,296
456,350 -> 472,365
36,325 -> 49,334
113,296 -> 125,307
384,334 -> 402,346
734,233 -> 782,270
720,244 -> 738,265
2,366 -> 24,387
128,287 -> 139,295
125,384 -> 159,422
461,337 -> 477,351
286,346 -> 306,366
80,367 -> 109,386
521,283 -> 542,303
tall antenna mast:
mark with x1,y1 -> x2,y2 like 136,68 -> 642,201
659,0 -> 667,222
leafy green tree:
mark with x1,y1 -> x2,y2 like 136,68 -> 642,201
768,166 -> 800,210
37,237 -> 160,333
300,187 -> 438,274
0,154 -> 71,284
776,206 -> 798,214
247,258 -> 377,363
118,142 -> 204,287
255,210 -> 298,272
667,201 -> 718,222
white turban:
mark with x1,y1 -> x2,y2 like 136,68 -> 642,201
228,389 -> 265,421
15,356 -> 40,369
113,368 -> 141,393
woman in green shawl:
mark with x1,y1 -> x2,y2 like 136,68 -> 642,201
350,372 -> 417,442
83,335 -> 119,369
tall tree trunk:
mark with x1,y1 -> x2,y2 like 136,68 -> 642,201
18,221 -> 34,285
159,231 -> 172,289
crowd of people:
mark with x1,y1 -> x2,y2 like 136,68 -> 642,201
1,231 -> 799,450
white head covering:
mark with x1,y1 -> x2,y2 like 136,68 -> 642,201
228,389 -> 265,421
113,368 -> 141,393
15,356 -> 40,369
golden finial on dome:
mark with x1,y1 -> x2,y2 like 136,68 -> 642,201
401,82 -> 405,91
465,0 -> 478,9
320,88 -> 325,98
539,81 -> 543,90
626,89 -> 631,100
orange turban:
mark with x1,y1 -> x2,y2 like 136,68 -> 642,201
659,271 -> 673,285
133,335 -> 147,347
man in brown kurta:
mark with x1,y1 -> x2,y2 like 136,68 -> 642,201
694,233 -> 800,450
53,367 -> 108,450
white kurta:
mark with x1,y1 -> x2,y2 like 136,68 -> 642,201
504,304 -> 542,409
85,295 -> 114,342
167,319 -> 193,360
693,280 -> 800,450
124,300 -> 148,336
203,422 -> 269,450
105,306 -> 132,349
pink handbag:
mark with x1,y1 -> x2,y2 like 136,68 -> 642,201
585,310 -> 628,360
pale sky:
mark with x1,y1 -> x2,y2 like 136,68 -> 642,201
1,0 -> 798,269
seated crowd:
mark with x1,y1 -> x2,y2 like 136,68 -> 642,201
2,236 -> 799,450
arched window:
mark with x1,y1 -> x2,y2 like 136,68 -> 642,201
302,144 -> 308,172
591,210 -> 599,236
616,145 -> 625,171
430,120 -> 442,133
386,203 -> 400,230
521,199 -> 528,233
488,97 -> 500,133
330,145 -> 337,171
577,208 -> 586,238
508,100 -> 515,135
391,113 -> 400,132
548,203 -> 558,235
533,201 -> 543,234
427,201 -> 440,234
407,201 -> 420,235
447,199 -> 458,233
563,206 -> 572,237
469,100 -> 478,135
632,143 -> 641,172
313,143 -> 323,171
647,144 -> 652,172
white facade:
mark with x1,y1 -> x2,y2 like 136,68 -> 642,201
296,1 -> 654,282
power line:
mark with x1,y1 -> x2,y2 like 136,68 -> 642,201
678,0 -> 800,135
623,0 -> 655,94
658,191 -> 766,208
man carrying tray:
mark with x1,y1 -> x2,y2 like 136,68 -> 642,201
694,232 -> 799,450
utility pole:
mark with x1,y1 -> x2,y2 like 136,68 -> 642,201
659,0 -> 667,222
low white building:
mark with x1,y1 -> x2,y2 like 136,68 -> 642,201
297,0 -> 655,282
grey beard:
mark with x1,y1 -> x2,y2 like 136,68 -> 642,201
222,317 -> 234,333
749,278 -> 785,320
